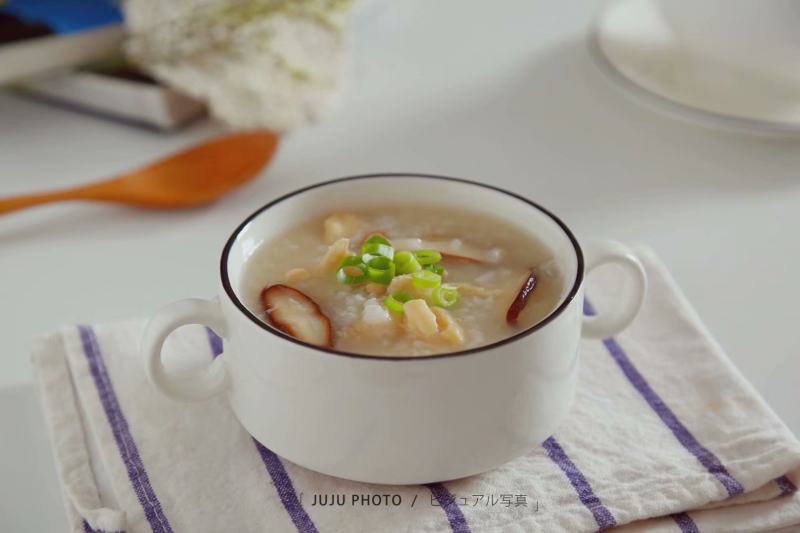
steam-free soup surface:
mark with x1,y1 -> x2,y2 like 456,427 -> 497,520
241,206 -> 565,356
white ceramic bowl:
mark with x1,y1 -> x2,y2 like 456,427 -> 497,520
142,174 -> 647,484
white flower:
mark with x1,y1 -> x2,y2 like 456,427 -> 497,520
124,0 -> 354,131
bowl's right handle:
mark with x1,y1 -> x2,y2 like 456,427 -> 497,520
581,241 -> 647,339
142,298 -> 230,401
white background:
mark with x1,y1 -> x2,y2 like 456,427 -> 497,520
1,1 -> 798,530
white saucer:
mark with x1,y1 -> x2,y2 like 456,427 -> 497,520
591,0 -> 800,136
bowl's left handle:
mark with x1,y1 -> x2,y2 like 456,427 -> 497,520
142,298 -> 230,402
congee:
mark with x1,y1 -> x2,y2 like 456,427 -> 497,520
241,206 -> 565,356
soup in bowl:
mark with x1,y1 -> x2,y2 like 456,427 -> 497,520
241,205 -> 566,356
142,174 -> 647,484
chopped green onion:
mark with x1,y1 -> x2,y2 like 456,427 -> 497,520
414,249 -> 442,265
384,291 -> 413,314
431,285 -> 460,308
424,264 -> 445,276
364,234 -> 392,246
336,256 -> 367,285
366,256 -> 396,285
361,242 -> 394,262
412,270 -> 441,289
394,250 -> 413,265
395,250 -> 422,274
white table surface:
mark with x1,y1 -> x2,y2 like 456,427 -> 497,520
1,1 -> 799,531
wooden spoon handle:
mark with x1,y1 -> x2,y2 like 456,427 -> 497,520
0,187 -> 94,215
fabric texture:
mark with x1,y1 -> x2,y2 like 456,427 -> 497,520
31,248 -> 800,532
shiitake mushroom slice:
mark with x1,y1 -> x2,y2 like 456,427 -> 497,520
506,270 -> 537,325
261,284 -> 334,347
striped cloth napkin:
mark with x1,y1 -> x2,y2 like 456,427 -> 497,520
32,248 -> 800,533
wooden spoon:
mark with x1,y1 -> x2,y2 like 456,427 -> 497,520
0,130 -> 279,215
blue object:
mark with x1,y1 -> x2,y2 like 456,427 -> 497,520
1,0 -> 123,34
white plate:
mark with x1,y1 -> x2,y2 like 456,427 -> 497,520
590,0 -> 800,136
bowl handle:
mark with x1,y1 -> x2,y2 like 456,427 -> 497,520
581,241 -> 647,339
142,298 -> 230,401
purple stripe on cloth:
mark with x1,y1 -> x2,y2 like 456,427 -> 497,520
542,436 -> 617,530
82,520 -> 123,533
671,512 -> 700,533
253,440 -> 319,533
203,328 -> 318,533
205,327 -> 224,358
583,300 -> 745,498
426,483 -> 472,533
78,326 -> 174,533
776,475 -> 797,496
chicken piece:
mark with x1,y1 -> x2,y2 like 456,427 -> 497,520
403,299 -> 439,338
365,283 -> 387,296
323,213 -> 367,244
261,285 -> 333,347
284,268 -> 311,284
386,274 -> 431,300
386,274 -> 413,295
318,238 -> 351,273
431,307 -> 465,346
